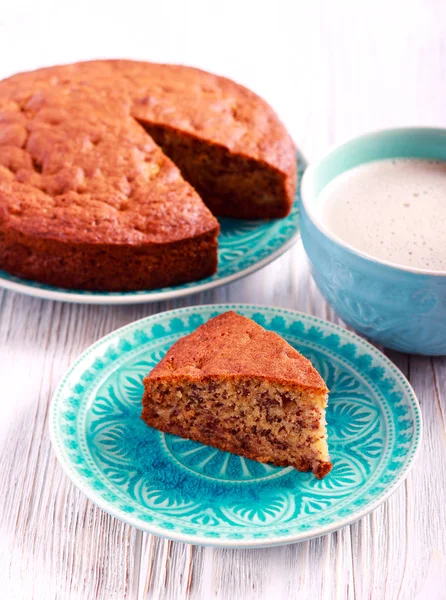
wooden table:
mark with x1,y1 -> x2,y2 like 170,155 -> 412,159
1,1 -> 446,598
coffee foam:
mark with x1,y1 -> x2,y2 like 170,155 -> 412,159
318,158 -> 446,271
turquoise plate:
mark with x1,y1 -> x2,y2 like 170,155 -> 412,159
50,305 -> 422,548
0,158 -> 303,305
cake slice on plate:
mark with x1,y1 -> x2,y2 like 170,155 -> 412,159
141,311 -> 332,478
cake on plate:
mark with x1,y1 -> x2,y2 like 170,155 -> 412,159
141,311 -> 332,478
0,61 -> 296,291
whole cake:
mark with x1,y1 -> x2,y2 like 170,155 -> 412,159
0,61 -> 296,291
141,311 -> 332,478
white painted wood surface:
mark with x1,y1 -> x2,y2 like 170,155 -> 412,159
1,1 -> 446,598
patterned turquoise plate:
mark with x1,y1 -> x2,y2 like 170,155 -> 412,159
49,305 -> 422,548
0,158 -> 304,305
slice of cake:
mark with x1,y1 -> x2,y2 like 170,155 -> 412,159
141,311 -> 332,478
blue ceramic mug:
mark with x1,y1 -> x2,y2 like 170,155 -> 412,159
300,127 -> 446,355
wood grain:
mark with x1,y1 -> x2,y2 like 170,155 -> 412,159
1,0 -> 446,598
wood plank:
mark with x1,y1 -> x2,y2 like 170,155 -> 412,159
2,0 -> 446,596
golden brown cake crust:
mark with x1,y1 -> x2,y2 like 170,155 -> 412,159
0,60 -> 296,290
147,311 -> 328,392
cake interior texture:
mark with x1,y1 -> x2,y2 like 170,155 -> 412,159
141,311 -> 332,478
140,122 -> 295,219
142,375 -> 331,478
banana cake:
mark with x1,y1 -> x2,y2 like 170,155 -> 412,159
141,311 -> 332,478
0,61 -> 296,291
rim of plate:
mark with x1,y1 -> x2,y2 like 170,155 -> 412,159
49,304 -> 422,548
